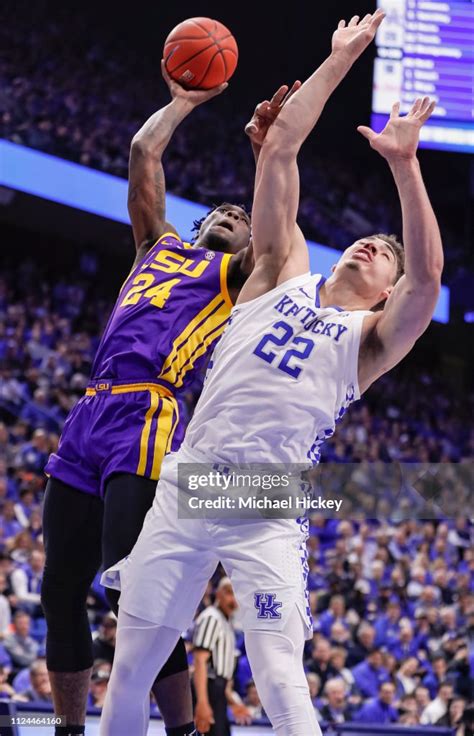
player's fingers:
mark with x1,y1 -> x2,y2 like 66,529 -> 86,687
210,82 -> 229,97
360,13 -> 372,24
370,10 -> 386,30
254,100 -> 270,117
161,59 -> 172,83
419,99 -> 436,122
270,85 -> 289,107
282,80 -> 302,106
338,19 -> 346,29
410,97 -> 423,116
417,96 -> 431,116
349,15 -> 360,26
390,101 -> 400,120
245,119 -> 258,135
357,125 -> 376,142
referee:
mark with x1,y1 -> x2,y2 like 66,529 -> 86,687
193,577 -> 252,734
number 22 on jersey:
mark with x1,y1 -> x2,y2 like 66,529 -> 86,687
253,320 -> 315,379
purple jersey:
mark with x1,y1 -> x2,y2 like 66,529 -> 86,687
91,231 -> 233,390
46,232 -> 235,496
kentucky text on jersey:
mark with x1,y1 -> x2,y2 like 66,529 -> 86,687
274,294 -> 349,342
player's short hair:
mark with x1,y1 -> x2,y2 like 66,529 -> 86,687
191,202 -> 250,241
370,233 -> 405,312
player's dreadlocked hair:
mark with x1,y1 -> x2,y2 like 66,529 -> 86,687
191,202 -> 251,242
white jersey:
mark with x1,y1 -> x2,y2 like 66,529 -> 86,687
183,272 -> 371,465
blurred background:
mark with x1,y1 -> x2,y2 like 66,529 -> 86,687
0,0 -> 472,732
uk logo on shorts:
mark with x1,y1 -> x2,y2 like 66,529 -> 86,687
254,592 -> 282,619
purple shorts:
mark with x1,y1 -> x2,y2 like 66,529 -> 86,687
45,380 -> 181,498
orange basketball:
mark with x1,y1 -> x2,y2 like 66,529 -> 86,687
164,17 -> 238,90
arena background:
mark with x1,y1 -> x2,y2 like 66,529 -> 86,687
0,0 -> 472,733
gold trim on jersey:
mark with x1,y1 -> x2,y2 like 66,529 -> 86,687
85,382 -> 173,398
158,295 -> 229,388
118,231 -> 183,294
220,253 -> 234,309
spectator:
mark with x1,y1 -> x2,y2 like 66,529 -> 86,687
244,680 -> 265,719
414,685 -> 431,716
87,664 -> 110,710
306,672 -> 322,715
92,611 -> 116,664
307,637 -> 338,694
0,572 -> 11,637
10,548 -> 44,617
318,595 -> 349,638
395,656 -> 421,696
436,696 -> 467,730
354,681 -> 399,724
423,654 -> 452,698
3,611 -> 39,670
0,664 -> 15,698
329,647 -> 356,695
421,681 -> 454,724
351,648 -> 390,699
320,678 -> 354,723
18,658 -> 52,702
346,623 -> 375,668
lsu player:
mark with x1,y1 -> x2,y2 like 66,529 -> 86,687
97,9 -> 442,736
41,63 -> 299,736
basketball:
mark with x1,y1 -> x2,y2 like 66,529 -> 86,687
164,17 -> 238,90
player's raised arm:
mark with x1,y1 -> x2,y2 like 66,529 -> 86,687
238,11 -> 385,303
358,98 -> 443,391
128,61 -> 227,259
261,10 -> 385,156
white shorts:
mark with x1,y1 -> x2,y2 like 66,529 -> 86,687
102,447 -> 313,639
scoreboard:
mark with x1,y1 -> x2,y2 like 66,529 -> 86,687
371,0 -> 474,153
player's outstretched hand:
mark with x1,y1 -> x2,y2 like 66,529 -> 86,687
161,60 -> 228,107
245,81 -> 301,149
357,97 -> 436,162
332,9 -> 385,62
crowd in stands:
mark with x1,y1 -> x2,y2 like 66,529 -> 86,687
1,3 -> 473,727
1,3 -> 471,297
0,247 -> 472,726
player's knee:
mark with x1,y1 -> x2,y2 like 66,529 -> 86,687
41,570 -> 90,623
154,636 -> 188,681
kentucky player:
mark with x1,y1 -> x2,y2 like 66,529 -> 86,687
98,9 -> 442,736
41,64 -> 301,736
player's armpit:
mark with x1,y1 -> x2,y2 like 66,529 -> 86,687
358,275 -> 440,392
227,245 -> 253,303
276,224 -> 310,285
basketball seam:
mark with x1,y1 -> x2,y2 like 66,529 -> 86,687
193,47 -> 223,88
165,40 -> 218,75
215,41 -> 228,79
189,18 -> 214,37
190,18 -> 233,44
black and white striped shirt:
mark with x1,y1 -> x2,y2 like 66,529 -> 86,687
193,605 -> 236,681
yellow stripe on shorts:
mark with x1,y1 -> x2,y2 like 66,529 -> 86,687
150,397 -> 176,480
136,391 -> 160,476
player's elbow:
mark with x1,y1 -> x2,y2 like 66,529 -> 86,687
130,135 -> 149,156
260,132 -> 300,161
407,270 -> 442,293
